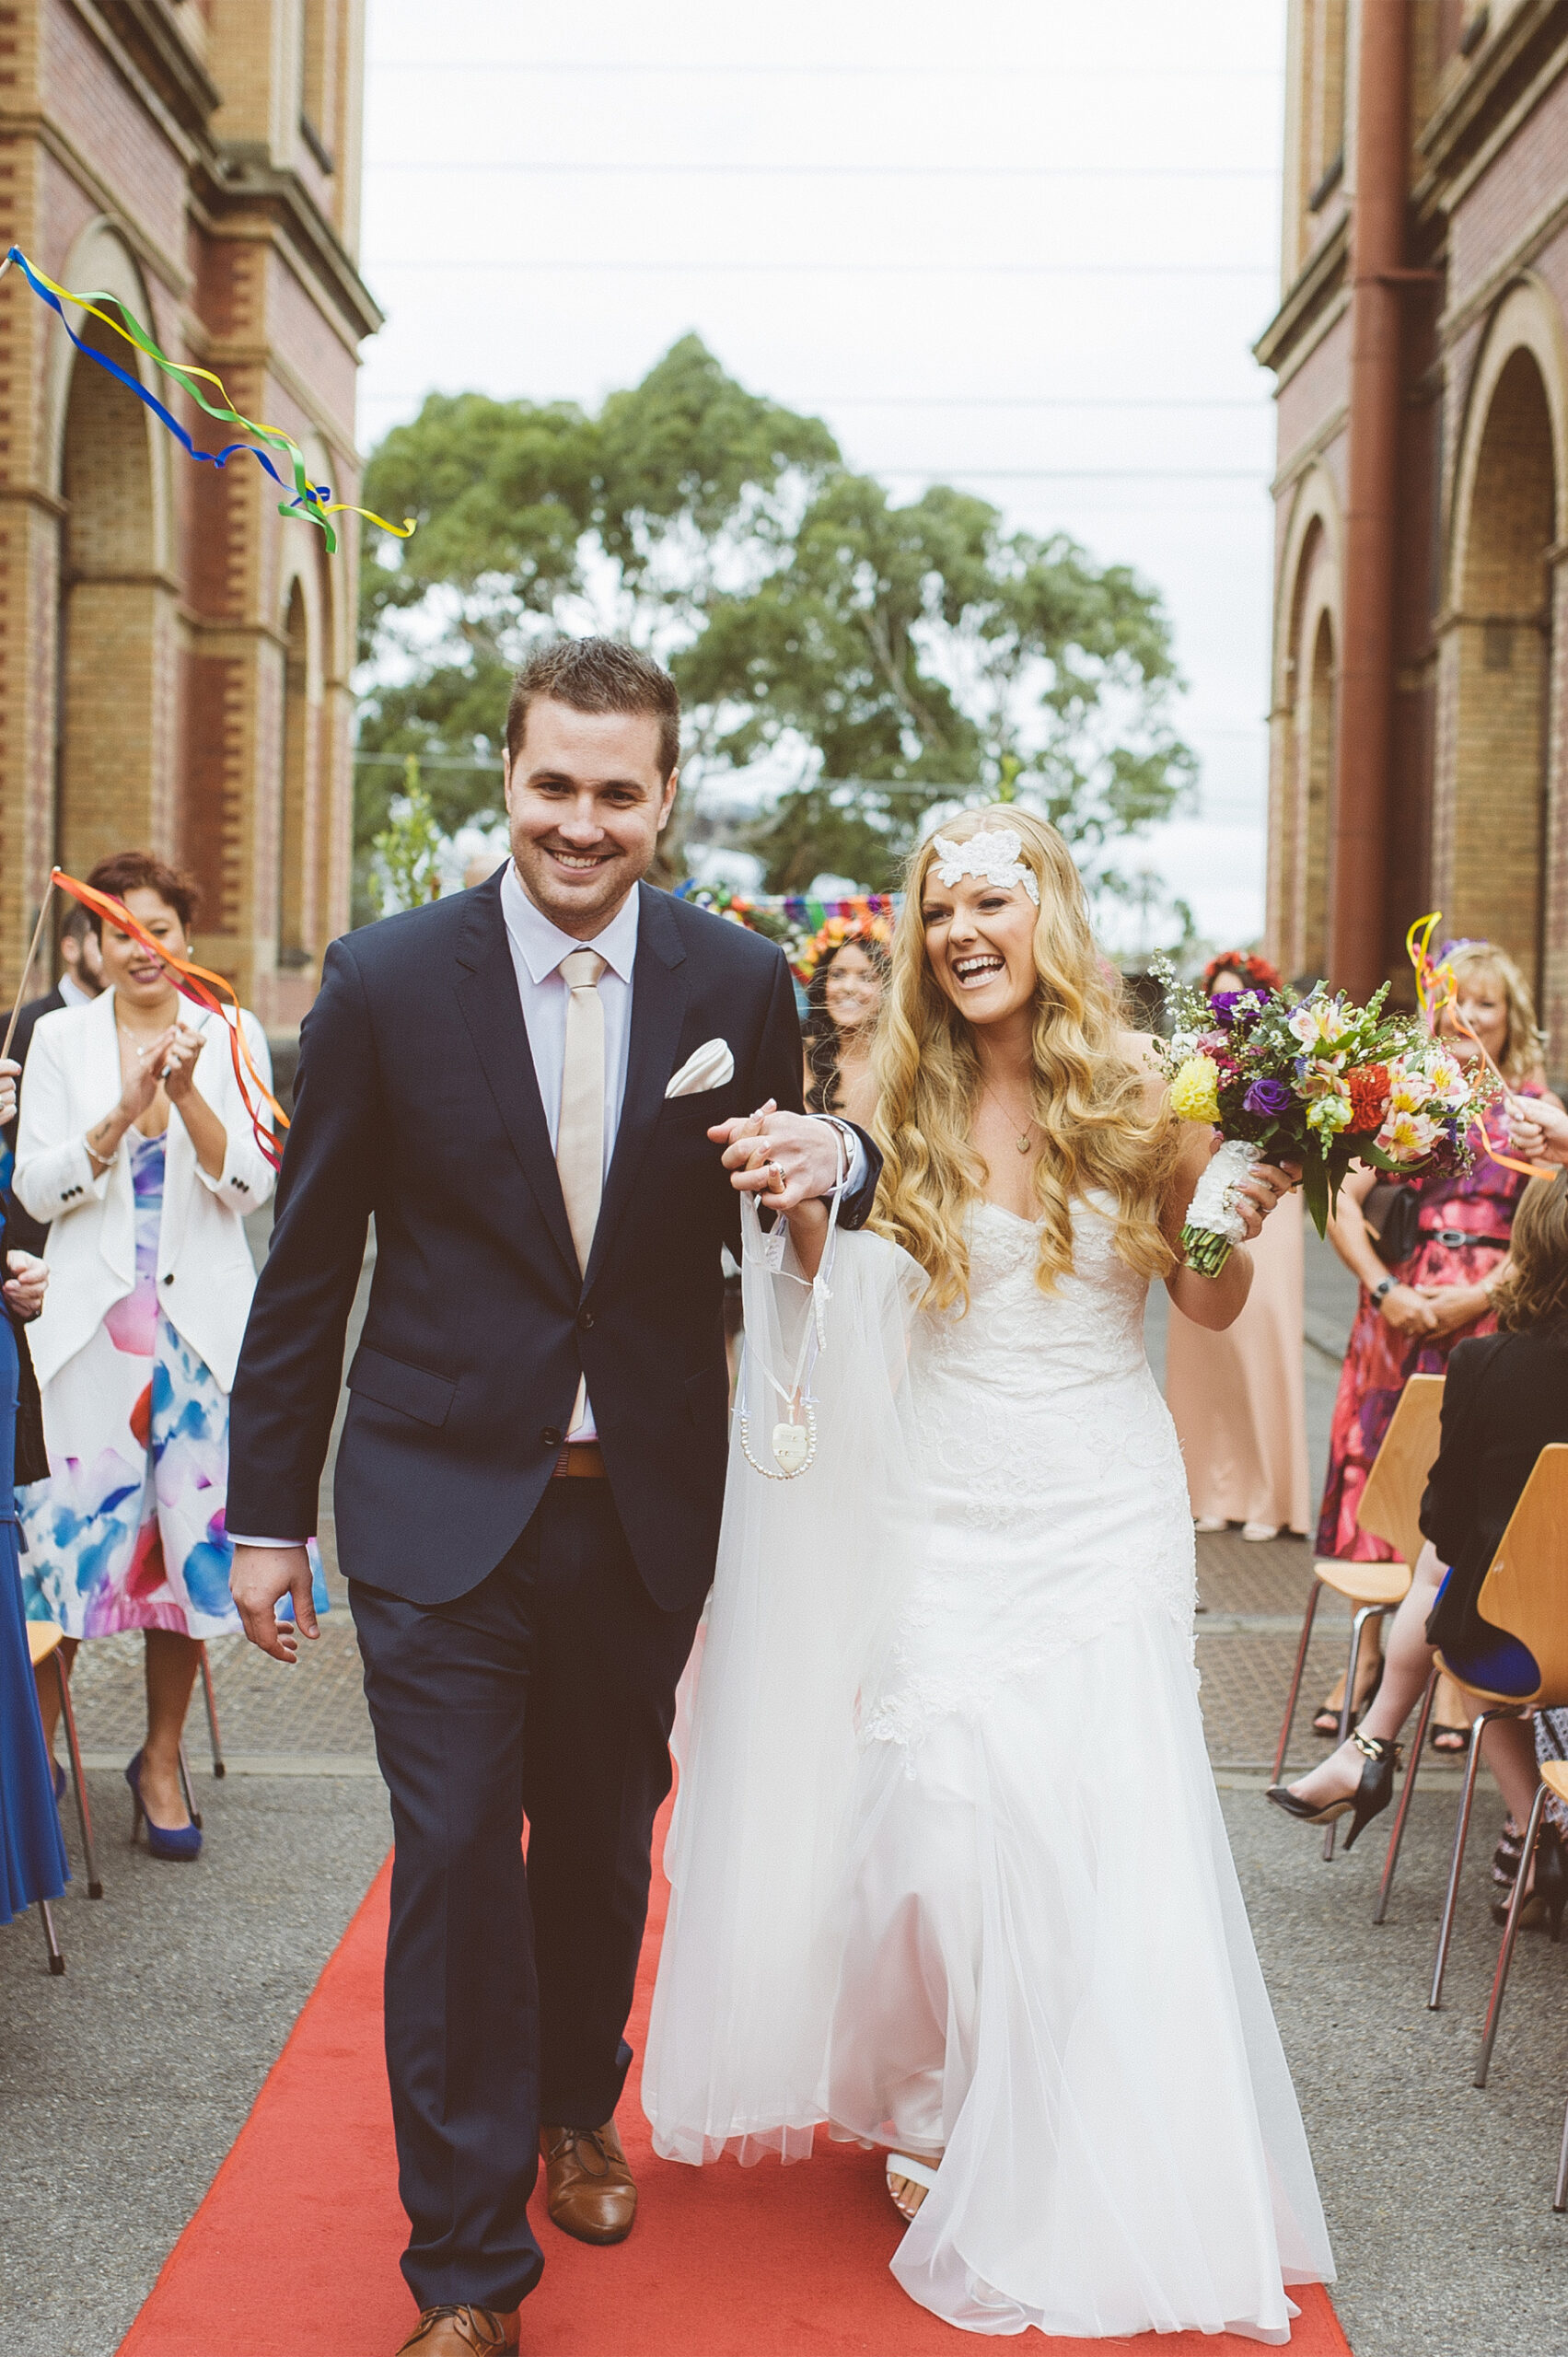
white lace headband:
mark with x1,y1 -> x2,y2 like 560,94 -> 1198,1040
929,828 -> 1040,905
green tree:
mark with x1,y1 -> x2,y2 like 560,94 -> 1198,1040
371,757 -> 445,914
354,337 -> 839,917
354,340 -> 1194,919
672,472 -> 1194,892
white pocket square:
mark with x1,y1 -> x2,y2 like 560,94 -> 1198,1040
666,1038 -> 734,1097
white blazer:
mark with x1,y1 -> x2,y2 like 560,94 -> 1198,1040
15,988 -> 277,1391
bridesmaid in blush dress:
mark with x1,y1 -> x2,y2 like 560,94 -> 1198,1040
1167,954 -> 1310,1540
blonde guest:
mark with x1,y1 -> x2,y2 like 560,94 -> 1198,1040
1166,953 -> 1310,1539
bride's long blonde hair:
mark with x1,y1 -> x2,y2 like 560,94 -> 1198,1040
869,807 -> 1177,1309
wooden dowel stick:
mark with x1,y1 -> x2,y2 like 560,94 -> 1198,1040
2,876 -> 56,1062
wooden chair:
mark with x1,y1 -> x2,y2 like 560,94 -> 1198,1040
1272,1375 -> 1446,1858
1421,1446 -> 1568,2014
27,1619 -> 100,1899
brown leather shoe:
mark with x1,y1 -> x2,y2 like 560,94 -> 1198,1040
394,2305 -> 519,2354
540,2116 -> 637,2245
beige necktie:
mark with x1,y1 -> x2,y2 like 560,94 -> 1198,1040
556,949 -> 607,1441
556,948 -> 608,1270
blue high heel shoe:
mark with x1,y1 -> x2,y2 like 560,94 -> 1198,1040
125,1751 -> 202,1862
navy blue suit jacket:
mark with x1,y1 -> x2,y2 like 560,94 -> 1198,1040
226,873 -> 881,1612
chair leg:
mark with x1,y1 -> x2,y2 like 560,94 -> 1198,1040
1553,2088 -> 1568,2213
1375,1665 -> 1438,1925
1324,1605 -> 1384,1861
1475,1780 -> 1551,2088
1430,1703 -> 1517,2011
198,1643 -> 226,1778
53,1651 -> 101,1900
176,1741 -> 202,1831
39,1898 -> 64,1975
1272,1581 -> 1322,1783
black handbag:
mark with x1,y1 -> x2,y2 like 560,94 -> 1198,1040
1362,1179 -> 1422,1269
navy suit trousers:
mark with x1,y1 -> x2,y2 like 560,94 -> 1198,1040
352,1480 -> 703,2313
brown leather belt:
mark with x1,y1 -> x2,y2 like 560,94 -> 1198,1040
552,1442 -> 608,1480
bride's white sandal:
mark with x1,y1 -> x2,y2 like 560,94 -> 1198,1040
886,2151 -> 939,2222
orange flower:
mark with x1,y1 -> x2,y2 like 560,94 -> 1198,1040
1346,1063 -> 1391,1133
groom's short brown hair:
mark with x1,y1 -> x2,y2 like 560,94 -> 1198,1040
505,637 -> 681,781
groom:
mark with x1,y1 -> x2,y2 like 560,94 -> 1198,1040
227,638 -> 881,2355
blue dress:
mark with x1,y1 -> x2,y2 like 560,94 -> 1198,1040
0,1313 -> 68,1922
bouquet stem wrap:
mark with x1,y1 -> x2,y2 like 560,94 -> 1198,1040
1179,1136 -> 1257,1278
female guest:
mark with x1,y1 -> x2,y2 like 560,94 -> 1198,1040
0,1045 -> 61,1940
803,929 -> 889,1129
17,853 -> 276,1861
1310,941 -> 1560,1741
1269,1168 -> 1568,1931
1167,951 -> 1310,1539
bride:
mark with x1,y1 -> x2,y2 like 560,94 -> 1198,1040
645,808 -> 1334,2340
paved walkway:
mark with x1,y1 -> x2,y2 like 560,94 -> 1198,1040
3,1230 -> 1564,2355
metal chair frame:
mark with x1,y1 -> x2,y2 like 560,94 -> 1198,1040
1272,1375 -> 1446,1860
38,1897 -> 64,1974
28,1622 -> 100,1899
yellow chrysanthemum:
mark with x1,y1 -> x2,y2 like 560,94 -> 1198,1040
1169,1054 -> 1222,1124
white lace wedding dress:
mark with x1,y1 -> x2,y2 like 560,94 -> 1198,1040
645,1197 -> 1333,2341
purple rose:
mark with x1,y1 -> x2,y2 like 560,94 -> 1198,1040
1210,992 -> 1244,1028
1244,1076 -> 1293,1117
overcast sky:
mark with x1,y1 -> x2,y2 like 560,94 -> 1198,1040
357,0 -> 1285,947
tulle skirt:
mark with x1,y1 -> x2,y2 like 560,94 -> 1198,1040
829,1605 -> 1329,2340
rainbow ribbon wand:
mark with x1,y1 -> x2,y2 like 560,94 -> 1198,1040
0,245 -> 413,552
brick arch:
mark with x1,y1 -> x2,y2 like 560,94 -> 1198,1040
1442,300 -> 1562,998
48,222 -> 180,881
1268,466 -> 1342,981
274,542 -> 327,990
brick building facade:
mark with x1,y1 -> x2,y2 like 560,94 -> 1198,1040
0,0 -> 377,1037
1260,0 -> 1568,1080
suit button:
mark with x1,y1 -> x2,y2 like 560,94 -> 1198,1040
162,1273 -> 174,1286
540,1426 -> 563,1448
577,1309 -> 595,1331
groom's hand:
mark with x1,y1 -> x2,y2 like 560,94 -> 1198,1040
231,1542 -> 319,1664
710,1100 -> 845,1212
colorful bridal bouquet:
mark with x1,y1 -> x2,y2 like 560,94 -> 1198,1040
1156,970 -> 1497,1277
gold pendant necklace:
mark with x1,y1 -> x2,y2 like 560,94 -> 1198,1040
983,1086 -> 1036,1155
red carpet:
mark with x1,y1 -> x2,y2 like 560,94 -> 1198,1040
119,1813 -> 1352,2356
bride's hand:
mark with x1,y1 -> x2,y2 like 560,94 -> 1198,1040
1229,1153 -> 1299,1243
785,1192 -> 831,1281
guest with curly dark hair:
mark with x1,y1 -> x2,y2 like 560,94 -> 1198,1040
803,932 -> 889,1128
17,852 -> 282,1860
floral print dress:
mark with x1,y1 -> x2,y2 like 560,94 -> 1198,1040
20,1132 -> 280,1639
1314,1092 -> 1539,1562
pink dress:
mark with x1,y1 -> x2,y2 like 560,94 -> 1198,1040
1167,1188 -> 1311,1535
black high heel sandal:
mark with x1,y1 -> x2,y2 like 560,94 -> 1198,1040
1311,1658 -> 1385,1740
1266,1729 -> 1401,1852
1492,1822 -> 1567,1939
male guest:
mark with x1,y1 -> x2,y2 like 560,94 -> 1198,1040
227,639 -> 880,2357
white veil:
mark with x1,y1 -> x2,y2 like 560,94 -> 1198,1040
644,1197 -> 927,2165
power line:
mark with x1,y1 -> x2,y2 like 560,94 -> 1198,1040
366,160 -> 1276,180
368,260 -> 1274,278
876,467 -> 1263,481
355,393 -> 1267,411
369,61 -> 1284,80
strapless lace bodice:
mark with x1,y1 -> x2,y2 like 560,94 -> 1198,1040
864,1195 -> 1195,1747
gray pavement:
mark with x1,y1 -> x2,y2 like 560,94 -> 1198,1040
3,1221 -> 1565,2355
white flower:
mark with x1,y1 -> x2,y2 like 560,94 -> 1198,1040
1288,997 -> 1350,1051
1378,1109 -> 1440,1160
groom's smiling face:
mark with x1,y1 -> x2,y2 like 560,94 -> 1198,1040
505,697 -> 679,939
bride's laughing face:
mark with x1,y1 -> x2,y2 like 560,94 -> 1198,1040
921,870 -> 1039,1029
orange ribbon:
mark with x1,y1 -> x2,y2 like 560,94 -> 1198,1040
1405,911 -> 1555,1181
52,869 -> 289,1171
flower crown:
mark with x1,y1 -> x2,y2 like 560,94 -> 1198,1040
794,910 -> 892,982
930,828 -> 1040,905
